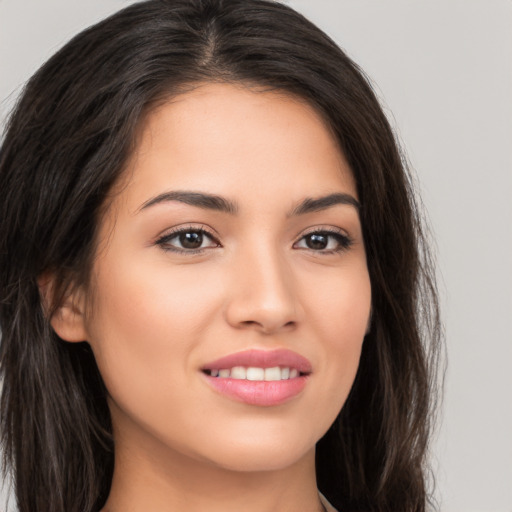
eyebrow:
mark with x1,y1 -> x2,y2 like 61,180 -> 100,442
139,191 -> 238,214
287,192 -> 360,217
138,190 -> 360,216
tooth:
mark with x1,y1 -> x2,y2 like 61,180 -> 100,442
230,366 -> 247,380
213,366 -> 300,381
246,367 -> 264,381
264,367 -> 281,381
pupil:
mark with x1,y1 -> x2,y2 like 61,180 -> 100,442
307,233 -> 328,250
180,231 -> 203,249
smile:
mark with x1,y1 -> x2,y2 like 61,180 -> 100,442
200,349 -> 312,406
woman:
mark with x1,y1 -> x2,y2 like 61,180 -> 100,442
0,1 -> 441,511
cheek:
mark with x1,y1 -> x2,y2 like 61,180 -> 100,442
89,247 -> 220,338
306,257 -> 371,342
302,263 -> 371,418
83,252 -> 222,406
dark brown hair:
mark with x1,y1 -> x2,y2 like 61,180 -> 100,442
0,1 -> 442,511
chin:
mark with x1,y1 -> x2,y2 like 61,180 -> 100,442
197,435 -> 316,473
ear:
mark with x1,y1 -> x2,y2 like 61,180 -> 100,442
38,274 -> 88,342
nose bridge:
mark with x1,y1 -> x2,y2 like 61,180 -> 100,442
225,234 -> 299,333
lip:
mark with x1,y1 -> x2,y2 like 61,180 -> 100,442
200,349 -> 312,407
201,348 -> 313,373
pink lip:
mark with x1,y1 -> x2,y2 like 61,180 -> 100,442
201,348 -> 313,373
200,349 -> 312,407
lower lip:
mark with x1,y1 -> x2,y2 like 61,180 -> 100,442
201,373 -> 309,406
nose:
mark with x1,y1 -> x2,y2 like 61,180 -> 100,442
224,243 -> 300,335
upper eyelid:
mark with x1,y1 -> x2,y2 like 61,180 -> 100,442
298,225 -> 350,237
156,224 -> 220,243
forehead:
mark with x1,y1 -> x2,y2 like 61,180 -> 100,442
114,82 -> 357,215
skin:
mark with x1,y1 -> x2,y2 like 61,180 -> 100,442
52,82 -> 372,512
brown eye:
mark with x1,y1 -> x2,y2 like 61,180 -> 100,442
179,231 -> 203,249
305,233 -> 329,250
156,227 -> 220,253
294,230 -> 353,253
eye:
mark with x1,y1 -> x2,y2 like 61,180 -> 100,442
155,226 -> 220,253
294,229 -> 353,253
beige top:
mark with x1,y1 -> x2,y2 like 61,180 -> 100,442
319,492 -> 339,512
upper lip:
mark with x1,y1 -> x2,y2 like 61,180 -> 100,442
201,349 -> 313,374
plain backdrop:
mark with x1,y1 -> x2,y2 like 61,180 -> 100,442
1,1 -> 511,511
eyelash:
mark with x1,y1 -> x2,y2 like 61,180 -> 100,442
155,225 -> 354,255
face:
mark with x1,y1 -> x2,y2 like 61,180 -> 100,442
79,82 -> 371,472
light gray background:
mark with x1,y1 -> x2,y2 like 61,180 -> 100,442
1,1 -> 511,511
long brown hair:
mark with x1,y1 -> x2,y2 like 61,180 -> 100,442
0,1 -> 442,511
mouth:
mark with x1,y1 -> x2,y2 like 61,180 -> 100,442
200,349 -> 312,406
